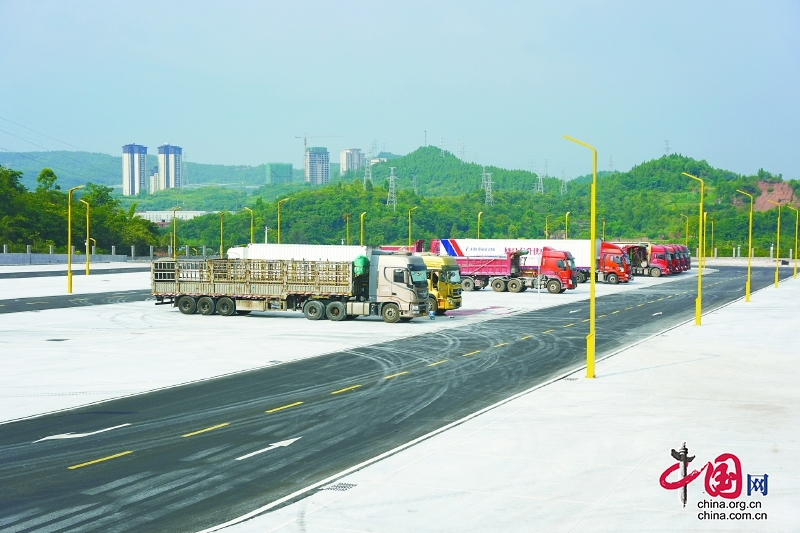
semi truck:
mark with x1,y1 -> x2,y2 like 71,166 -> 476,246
616,243 -> 675,277
151,251 -> 429,323
596,241 -> 632,284
379,246 -> 463,314
429,244 -> 576,294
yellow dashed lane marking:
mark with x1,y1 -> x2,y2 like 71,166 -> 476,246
462,350 -> 481,357
543,329 -> 554,334
427,360 -> 448,367
494,342 -> 508,347
385,371 -> 408,379
611,310 -> 619,314
598,315 -> 606,318
266,402 -> 303,413
68,451 -> 133,470
331,385 -> 361,395
625,307 -> 633,310
520,335 -> 532,340
581,319 -> 590,322
563,323 -> 575,328
182,423 -> 229,437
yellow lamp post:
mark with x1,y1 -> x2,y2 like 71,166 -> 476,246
219,212 -> 225,258
702,212 -> 708,268
601,218 -> 606,241
682,172 -> 704,325
277,198 -> 289,244
79,199 -> 90,275
736,190 -> 754,301
768,200 -> 781,288
564,135 -> 597,379
360,211 -> 366,246
680,214 -> 689,248
66,185 -> 84,293
408,206 -> 419,248
787,205 -> 799,279
564,211 -> 571,239
710,217 -> 714,259
343,213 -> 351,245
477,211 -> 483,239
171,207 -> 181,261
545,214 -> 551,238
243,207 -> 254,244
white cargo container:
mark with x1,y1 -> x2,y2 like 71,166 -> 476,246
433,238 -> 599,271
227,243 -> 372,262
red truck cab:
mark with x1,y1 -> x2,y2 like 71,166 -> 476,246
598,242 -> 631,283
649,245 -> 672,277
665,244 -> 680,274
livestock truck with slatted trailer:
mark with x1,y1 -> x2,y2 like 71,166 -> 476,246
151,251 -> 429,323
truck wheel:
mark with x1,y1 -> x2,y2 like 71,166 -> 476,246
491,279 -> 506,292
427,297 -> 438,315
303,300 -> 326,320
507,279 -> 523,293
381,303 -> 400,323
177,295 -> 197,315
326,301 -> 347,322
650,268 -> 661,278
607,273 -> 619,284
546,280 -> 561,294
217,297 -> 236,316
197,296 -> 216,315
575,271 -> 586,283
461,278 -> 475,291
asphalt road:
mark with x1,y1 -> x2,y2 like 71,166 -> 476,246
0,267 -> 151,279
0,290 -> 152,314
0,267 -> 785,532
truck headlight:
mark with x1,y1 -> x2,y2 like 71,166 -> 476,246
411,305 -> 419,312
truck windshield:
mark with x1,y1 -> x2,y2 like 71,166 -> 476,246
409,268 -> 427,287
442,268 -> 461,283
556,260 -> 566,270
568,259 -> 575,269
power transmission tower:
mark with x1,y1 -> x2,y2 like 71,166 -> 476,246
609,155 -> 614,172
535,169 -> 544,194
424,129 -> 427,147
363,151 -> 373,190
480,166 -> 488,190
386,167 -> 397,211
485,173 -> 494,206
560,169 -> 567,195
440,136 -> 444,157
411,174 -> 418,195
664,140 -> 670,157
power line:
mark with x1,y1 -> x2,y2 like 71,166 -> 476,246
0,115 -> 91,153
0,144 -> 90,183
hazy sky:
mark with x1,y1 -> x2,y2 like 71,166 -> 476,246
0,1 -> 798,178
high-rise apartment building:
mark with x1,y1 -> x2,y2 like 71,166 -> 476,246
148,167 -> 159,194
339,148 -> 364,176
122,144 -> 147,196
157,144 -> 182,192
266,163 -> 293,184
305,147 -> 329,185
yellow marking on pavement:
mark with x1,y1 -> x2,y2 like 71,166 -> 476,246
182,423 -> 229,437
611,310 -> 619,314
637,304 -> 644,307
331,385 -> 361,395
563,323 -> 575,328
68,451 -> 133,470
598,314 -> 606,318
543,329 -> 554,334
462,350 -> 481,357
265,402 -> 303,414
666,295 -> 673,298
494,342 -> 508,347
385,371 -> 408,379
657,298 -> 664,301
27,301 -> 49,305
427,360 -> 448,367
581,319 -> 590,322
625,307 -> 633,310
520,335 -> 532,340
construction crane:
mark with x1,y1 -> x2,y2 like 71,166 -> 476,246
295,133 -> 347,181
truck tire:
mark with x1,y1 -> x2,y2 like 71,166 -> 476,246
326,301 -> 347,321
575,271 -> 586,283
217,297 -> 236,316
197,296 -> 216,315
507,279 -> 523,293
381,303 -> 400,323
303,300 -> 326,320
491,279 -> 506,292
461,278 -> 475,291
177,295 -> 197,315
650,268 -> 661,278
546,280 -> 561,294
427,297 -> 439,315
607,273 -> 619,284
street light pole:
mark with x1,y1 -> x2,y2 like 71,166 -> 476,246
219,212 -> 225,258
66,185 -> 84,294
564,136 -> 597,379
703,212 -> 708,268
787,205 -> 799,279
477,211 -> 483,239
277,198 -> 289,244
344,214 -> 351,245
79,199 -> 90,275
360,211 -> 366,246
171,207 -> 181,261
736,190 -> 754,301
711,217 -> 714,259
408,206 -> 419,248
680,214 -> 689,248
768,200 -> 782,288
545,214 -> 551,238
601,218 -> 606,241
682,172 -> 704,325
244,207 -> 254,244
565,211 -> 570,239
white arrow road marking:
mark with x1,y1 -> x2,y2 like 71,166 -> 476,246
569,309 -> 581,313
235,437 -> 302,461
33,423 -> 131,443
652,312 -> 663,316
